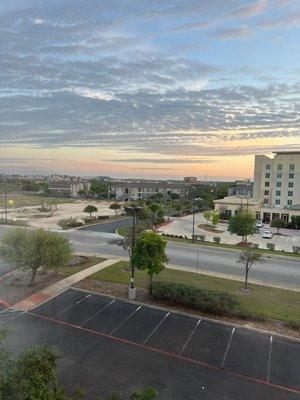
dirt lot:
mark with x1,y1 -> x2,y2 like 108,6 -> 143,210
1,199 -> 116,230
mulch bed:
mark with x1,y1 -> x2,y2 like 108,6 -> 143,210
74,279 -> 300,340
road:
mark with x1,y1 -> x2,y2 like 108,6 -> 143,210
0,223 -> 299,290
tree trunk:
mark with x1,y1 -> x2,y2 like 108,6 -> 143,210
244,268 -> 249,289
90,212 -> 92,220
149,275 -> 153,296
29,268 -> 38,286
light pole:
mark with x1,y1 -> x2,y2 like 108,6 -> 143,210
4,179 -> 8,222
126,205 -> 142,300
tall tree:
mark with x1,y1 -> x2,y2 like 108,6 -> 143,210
228,211 -> 256,243
132,231 -> 168,295
237,248 -> 264,289
0,228 -> 72,286
83,205 -> 98,220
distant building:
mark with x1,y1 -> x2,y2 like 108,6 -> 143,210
48,180 -> 90,198
214,151 -> 300,222
109,181 -> 189,201
229,180 -> 253,197
183,177 -> 197,186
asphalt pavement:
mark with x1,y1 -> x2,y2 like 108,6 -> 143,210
2,289 -> 300,399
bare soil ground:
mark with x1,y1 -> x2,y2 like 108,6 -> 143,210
74,279 -> 300,340
1,200 -> 117,230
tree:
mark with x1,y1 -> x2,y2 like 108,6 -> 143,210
132,231 -> 168,295
271,219 -> 286,234
89,179 -> 108,199
109,203 -> 121,215
211,210 -> 220,226
228,211 -> 256,243
203,210 -> 212,224
237,248 -> 264,289
0,228 -> 72,286
291,216 -> 300,230
83,205 -> 98,220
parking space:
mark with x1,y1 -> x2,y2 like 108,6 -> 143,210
79,217 -> 132,233
14,288 -> 299,395
224,328 -> 271,380
0,308 -> 23,323
183,320 -> 233,365
270,338 -> 300,390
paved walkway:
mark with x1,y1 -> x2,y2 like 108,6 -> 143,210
14,257 -> 122,310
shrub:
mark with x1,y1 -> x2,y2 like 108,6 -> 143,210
267,243 -> 275,251
283,320 -> 300,331
151,281 -> 239,316
97,215 -> 110,220
58,218 -> 82,229
213,237 -> 221,244
232,308 -> 266,322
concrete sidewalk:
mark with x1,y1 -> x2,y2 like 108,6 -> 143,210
14,257 -> 122,310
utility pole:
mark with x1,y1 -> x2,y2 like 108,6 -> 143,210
4,179 -> 8,222
192,187 -> 196,242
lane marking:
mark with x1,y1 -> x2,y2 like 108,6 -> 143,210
53,294 -> 91,318
1,310 -> 26,323
142,311 -> 170,345
26,311 -> 300,395
220,327 -> 235,369
179,319 -> 201,356
79,299 -> 115,327
267,336 -> 273,383
109,306 -> 141,335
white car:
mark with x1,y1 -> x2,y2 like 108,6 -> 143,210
262,229 -> 272,239
255,221 -> 264,228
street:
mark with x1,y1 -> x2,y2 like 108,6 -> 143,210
0,224 -> 299,290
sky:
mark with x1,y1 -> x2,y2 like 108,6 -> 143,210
0,0 -> 299,180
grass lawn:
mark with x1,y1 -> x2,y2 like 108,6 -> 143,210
55,256 -> 106,277
90,261 -> 300,322
0,195 -> 75,208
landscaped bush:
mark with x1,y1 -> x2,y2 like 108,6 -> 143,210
283,320 -> 300,331
151,281 -> 239,316
213,237 -> 221,244
97,215 -> 110,220
58,218 -> 83,229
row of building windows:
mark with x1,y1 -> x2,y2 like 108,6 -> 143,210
265,172 -> 294,179
265,181 -> 294,188
264,190 -> 293,197
266,163 -> 295,171
264,198 -> 293,206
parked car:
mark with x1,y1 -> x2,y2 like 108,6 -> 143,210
262,229 -> 272,239
255,221 -> 264,228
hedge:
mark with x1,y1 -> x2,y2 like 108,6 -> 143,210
151,281 -> 239,316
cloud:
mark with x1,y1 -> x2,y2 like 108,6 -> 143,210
105,158 -> 214,164
258,11 -> 300,29
212,26 -> 252,40
225,1 -> 268,19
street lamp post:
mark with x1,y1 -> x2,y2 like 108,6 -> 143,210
4,179 -> 8,222
126,205 -> 142,300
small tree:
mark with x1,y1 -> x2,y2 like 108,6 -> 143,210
109,203 -> 121,215
228,211 -> 256,243
211,210 -> 220,226
237,248 -> 264,289
83,205 -> 98,220
271,219 -> 286,234
203,210 -> 212,224
0,228 -> 72,286
132,231 -> 168,295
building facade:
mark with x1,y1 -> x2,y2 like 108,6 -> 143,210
48,180 -> 90,198
214,152 -> 300,222
109,182 -> 188,201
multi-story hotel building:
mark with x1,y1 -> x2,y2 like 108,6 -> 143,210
214,151 -> 300,223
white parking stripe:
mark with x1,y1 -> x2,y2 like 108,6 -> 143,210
267,336 -> 273,382
79,299 -> 115,327
142,311 -> 170,345
220,327 -> 235,369
179,319 -> 201,355
1,310 -> 26,323
109,306 -> 142,335
54,294 -> 91,318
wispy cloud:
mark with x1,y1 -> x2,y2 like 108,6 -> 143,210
225,0 -> 268,19
212,26 -> 252,40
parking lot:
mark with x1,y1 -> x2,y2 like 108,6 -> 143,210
1,288 -> 300,399
79,217 -> 132,233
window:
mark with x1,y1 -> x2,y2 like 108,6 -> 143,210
289,164 -> 295,171
264,198 -> 268,204
287,200 -> 293,206
275,199 -> 280,205
288,182 -> 294,188
277,164 -> 282,170
265,173 -> 270,178
276,190 -> 281,197
265,181 -> 270,187
264,190 -> 269,196
277,173 -> 282,179
276,181 -> 281,187
288,191 -> 293,197
289,173 -> 294,179
266,164 -> 271,170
